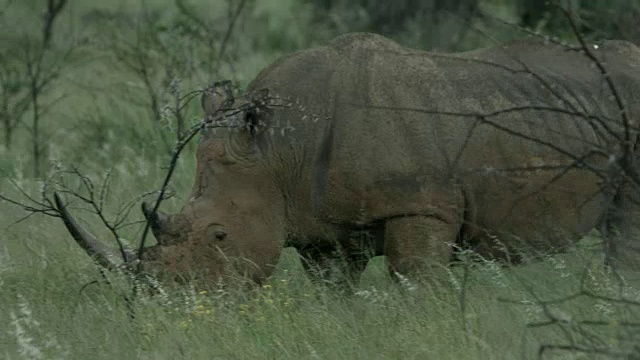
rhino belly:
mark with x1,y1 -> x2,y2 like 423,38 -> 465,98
464,167 -> 606,260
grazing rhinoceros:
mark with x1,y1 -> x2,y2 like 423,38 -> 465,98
56,33 -> 640,287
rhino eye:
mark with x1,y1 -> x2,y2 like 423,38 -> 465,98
206,224 -> 228,242
214,231 -> 227,241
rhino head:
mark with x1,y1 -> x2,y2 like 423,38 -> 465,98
57,81 -> 287,287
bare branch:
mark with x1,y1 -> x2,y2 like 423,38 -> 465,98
42,0 -> 68,47
216,0 -> 248,66
136,122 -> 203,271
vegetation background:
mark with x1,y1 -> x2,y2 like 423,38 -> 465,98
1,0 -> 639,358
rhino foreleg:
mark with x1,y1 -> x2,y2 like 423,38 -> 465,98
384,216 -> 457,287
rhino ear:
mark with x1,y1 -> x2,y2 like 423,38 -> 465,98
244,88 -> 273,136
201,80 -> 235,116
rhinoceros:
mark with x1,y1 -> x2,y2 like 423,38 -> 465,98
56,33 -> 640,287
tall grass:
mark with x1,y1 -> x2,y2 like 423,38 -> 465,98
1,0 -> 639,358
2,204 -> 638,359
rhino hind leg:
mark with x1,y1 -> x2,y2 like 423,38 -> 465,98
384,216 -> 457,287
298,243 -> 371,291
605,190 -> 640,273
606,231 -> 640,273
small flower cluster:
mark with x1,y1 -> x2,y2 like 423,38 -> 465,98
260,280 -> 295,307
174,279 -> 229,330
178,289 -> 217,330
173,271 -> 303,329
237,276 -> 296,323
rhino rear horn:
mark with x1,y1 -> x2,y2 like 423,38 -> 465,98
142,202 -> 169,242
54,193 -> 135,270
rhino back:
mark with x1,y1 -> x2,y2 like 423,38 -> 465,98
248,33 -> 640,247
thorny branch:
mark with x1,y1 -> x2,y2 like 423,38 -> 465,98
135,122 -> 202,273
558,4 -> 640,188
498,266 -> 640,359
56,168 -> 137,265
496,4 -> 639,356
430,5 -> 639,357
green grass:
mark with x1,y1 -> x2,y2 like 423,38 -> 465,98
2,0 -> 640,359
2,204 -> 639,359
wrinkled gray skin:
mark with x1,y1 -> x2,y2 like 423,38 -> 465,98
60,33 -> 640,287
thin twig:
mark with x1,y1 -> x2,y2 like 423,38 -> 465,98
215,0 -> 247,69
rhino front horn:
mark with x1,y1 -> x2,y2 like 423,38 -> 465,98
54,193 -> 135,270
